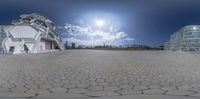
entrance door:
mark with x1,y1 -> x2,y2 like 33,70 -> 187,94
9,46 -> 15,53
24,44 -> 29,53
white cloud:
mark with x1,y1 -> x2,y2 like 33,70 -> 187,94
62,37 -> 105,45
60,23 -> 134,45
115,32 -> 127,39
124,37 -> 135,41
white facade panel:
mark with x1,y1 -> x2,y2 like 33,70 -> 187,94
10,26 -> 38,39
39,41 -> 45,51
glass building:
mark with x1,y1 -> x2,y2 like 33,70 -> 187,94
164,25 -> 200,52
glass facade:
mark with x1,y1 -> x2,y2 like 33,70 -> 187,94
164,25 -> 200,52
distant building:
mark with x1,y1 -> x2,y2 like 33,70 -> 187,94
103,43 -> 106,48
165,25 -> 200,52
159,46 -> 164,50
65,41 -> 69,49
0,13 -> 64,54
78,45 -> 86,49
71,43 -> 76,49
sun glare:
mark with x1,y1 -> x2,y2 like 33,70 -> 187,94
95,19 -> 105,28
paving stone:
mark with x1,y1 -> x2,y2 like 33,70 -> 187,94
87,86 -> 103,91
0,88 -> 10,93
190,93 -> 200,97
189,87 -> 200,92
76,83 -> 89,88
104,86 -> 120,91
130,81 -> 140,86
10,87 -> 26,93
112,82 -> 121,86
119,85 -> 133,89
166,90 -> 194,96
37,93 -> 88,98
117,89 -> 141,95
178,85 -> 192,90
161,82 -> 170,86
0,92 -> 36,98
68,88 -> 88,93
64,93 -> 89,98
1,50 -> 200,98
149,84 -> 162,89
151,80 -> 161,84
62,84 -> 76,89
105,79 -> 114,83
25,88 -> 50,95
96,79 -> 104,83
120,80 -> 129,84
49,87 -> 67,93
141,81 -> 151,86
98,82 -> 110,87
143,89 -> 166,95
83,91 -> 119,97
170,81 -> 182,87
89,81 -> 98,86
39,84 -> 52,89
134,86 -> 149,90
161,86 -> 177,91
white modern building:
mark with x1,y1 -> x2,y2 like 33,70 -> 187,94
0,13 -> 64,54
164,25 -> 200,52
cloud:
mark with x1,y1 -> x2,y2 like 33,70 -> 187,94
62,37 -> 105,45
59,23 -> 134,45
124,37 -> 135,41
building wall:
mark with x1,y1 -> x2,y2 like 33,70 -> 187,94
39,41 -> 45,51
0,13 -> 64,54
165,25 -> 200,52
0,25 -> 63,54
72,43 -> 75,49
0,27 -> 7,53
45,41 -> 51,50
9,26 -> 38,39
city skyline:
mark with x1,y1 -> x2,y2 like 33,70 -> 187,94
1,0 -> 200,46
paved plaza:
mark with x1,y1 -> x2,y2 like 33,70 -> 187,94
0,50 -> 200,99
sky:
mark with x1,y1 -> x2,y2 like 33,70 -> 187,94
1,0 -> 200,46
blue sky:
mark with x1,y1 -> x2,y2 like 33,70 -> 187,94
1,0 -> 200,46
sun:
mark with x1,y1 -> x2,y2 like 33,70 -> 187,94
95,19 -> 105,28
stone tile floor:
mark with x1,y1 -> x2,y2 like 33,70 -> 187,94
0,50 -> 199,99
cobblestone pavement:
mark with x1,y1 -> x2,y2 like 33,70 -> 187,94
0,50 -> 199,98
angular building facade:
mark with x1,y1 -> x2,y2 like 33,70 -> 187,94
164,25 -> 200,52
0,13 -> 64,54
